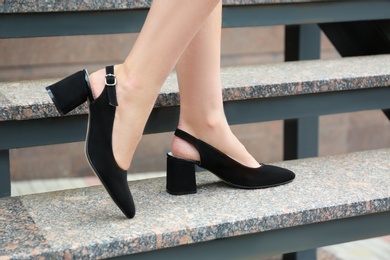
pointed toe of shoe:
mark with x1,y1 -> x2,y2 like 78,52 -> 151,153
85,66 -> 136,219
259,164 -> 295,187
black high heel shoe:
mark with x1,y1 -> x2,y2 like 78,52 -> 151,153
166,129 -> 295,195
46,66 -> 136,218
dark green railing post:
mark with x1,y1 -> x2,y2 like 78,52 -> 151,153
283,24 -> 321,260
0,150 -> 11,197
283,117 -> 319,160
283,24 -> 321,161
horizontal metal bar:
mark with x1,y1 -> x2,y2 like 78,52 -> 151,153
0,115 -> 88,150
222,1 -> 390,28
0,87 -> 389,150
224,87 -> 390,125
1,1 -> 390,38
112,211 -> 390,260
0,10 -> 148,38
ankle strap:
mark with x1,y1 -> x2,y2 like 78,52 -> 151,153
174,129 -> 198,146
105,65 -> 118,107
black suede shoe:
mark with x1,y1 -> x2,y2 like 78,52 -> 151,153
46,66 -> 136,218
166,129 -> 295,195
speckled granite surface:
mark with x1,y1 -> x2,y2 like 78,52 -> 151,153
1,55 -> 389,121
1,149 -> 389,259
2,0 -> 333,13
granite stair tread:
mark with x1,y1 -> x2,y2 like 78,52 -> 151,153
1,54 -> 390,122
1,148 -> 389,259
9,174 -> 390,260
2,0 -> 336,14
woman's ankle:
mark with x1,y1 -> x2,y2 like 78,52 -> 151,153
88,65 -> 129,98
172,120 -> 260,168
170,120 -> 227,162
171,134 -> 200,162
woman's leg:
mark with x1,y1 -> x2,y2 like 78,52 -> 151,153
88,0 -> 220,170
172,1 -> 260,168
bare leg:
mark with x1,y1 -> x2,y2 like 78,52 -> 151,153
172,1 -> 260,167
89,0 -> 220,170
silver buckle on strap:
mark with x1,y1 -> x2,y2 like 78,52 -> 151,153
105,74 -> 117,86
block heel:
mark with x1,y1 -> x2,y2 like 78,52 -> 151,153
166,153 -> 197,195
46,70 -> 93,115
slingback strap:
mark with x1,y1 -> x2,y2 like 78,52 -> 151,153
174,129 -> 198,146
105,65 -> 118,107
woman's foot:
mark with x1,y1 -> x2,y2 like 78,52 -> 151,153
167,127 -> 295,194
89,64 -> 159,170
171,122 -> 260,168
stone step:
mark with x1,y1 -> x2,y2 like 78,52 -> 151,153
1,54 -> 390,122
3,148 -> 389,259
10,173 -> 390,260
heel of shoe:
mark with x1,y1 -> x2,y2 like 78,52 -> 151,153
166,153 -> 197,195
46,70 -> 92,115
